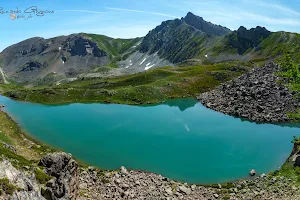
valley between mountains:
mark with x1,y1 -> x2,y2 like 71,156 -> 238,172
0,11 -> 300,200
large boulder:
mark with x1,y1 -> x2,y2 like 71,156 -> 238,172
39,152 -> 78,200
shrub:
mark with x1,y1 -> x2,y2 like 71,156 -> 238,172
0,178 -> 16,195
34,168 -> 52,184
279,52 -> 300,83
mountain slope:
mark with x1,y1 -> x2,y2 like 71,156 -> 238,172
1,12 -> 300,86
195,27 -> 300,64
0,34 -> 141,84
139,12 -> 231,63
84,34 -> 142,60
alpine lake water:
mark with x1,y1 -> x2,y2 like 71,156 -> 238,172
0,95 -> 299,184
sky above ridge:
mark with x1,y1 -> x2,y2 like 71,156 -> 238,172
0,0 -> 300,52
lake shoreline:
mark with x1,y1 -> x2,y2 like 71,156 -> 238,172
0,109 -> 299,199
0,99 -> 300,199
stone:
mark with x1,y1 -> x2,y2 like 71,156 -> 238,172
114,179 -> 121,185
88,166 -> 95,171
260,173 -> 266,178
39,152 -> 78,199
191,184 -> 196,191
294,155 -> 300,167
165,188 -> 173,195
2,142 -> 16,152
250,169 -> 256,176
120,166 -> 128,175
178,186 -> 191,195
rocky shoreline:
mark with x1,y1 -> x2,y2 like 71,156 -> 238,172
198,63 -> 300,122
0,149 -> 299,200
0,105 -> 299,199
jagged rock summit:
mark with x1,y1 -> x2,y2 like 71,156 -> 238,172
182,12 -> 231,36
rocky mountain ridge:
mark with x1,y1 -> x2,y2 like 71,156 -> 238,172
182,12 -> 231,36
139,12 -> 231,64
227,26 -> 272,54
1,12 -> 297,86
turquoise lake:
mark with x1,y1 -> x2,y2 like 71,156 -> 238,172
0,95 -> 299,184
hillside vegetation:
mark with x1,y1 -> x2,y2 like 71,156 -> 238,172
1,61 -> 254,104
84,33 -> 141,60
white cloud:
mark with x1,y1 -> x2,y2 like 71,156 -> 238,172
248,1 -> 300,16
106,7 -> 178,18
241,12 -> 300,26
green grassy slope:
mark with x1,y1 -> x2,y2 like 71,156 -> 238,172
1,61 -> 254,105
84,33 -> 141,61
210,31 -> 300,60
189,31 -> 300,67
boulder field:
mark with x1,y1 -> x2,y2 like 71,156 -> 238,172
198,63 -> 300,122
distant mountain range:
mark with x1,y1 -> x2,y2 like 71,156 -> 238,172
0,12 -> 299,85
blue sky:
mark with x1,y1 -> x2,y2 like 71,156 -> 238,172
0,0 -> 300,52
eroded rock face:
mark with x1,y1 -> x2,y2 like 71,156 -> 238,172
182,12 -> 231,36
67,36 -> 107,58
0,160 -> 45,200
0,34 -> 109,84
198,63 -> 299,122
139,12 -> 231,63
39,152 -> 78,200
228,26 -> 271,54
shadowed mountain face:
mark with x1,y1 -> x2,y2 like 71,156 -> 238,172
227,26 -> 272,54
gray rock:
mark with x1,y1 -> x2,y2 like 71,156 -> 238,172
250,169 -> 256,176
39,152 -> 78,200
178,186 -> 191,195
294,155 -> 300,167
1,142 -> 16,152
120,166 -> 128,175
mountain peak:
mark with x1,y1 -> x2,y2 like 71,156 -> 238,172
237,26 -> 271,37
184,12 -> 204,21
182,12 -> 231,36
230,26 -> 272,54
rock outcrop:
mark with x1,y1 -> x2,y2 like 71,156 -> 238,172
182,12 -> 231,36
0,160 -> 45,200
39,152 -> 78,200
228,26 -> 271,54
198,63 -> 299,122
290,141 -> 300,167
